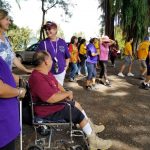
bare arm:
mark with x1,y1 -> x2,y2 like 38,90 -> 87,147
58,82 -> 66,92
108,40 -> 116,46
65,58 -> 70,71
47,91 -> 72,103
91,52 -> 99,56
12,73 -> 20,85
0,80 -> 19,98
13,57 -> 32,73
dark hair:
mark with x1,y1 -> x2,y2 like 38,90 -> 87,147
70,36 -> 78,44
78,39 -> 86,50
32,51 -> 50,67
0,9 -> 8,21
78,37 -> 82,43
127,37 -> 133,42
90,38 -> 96,44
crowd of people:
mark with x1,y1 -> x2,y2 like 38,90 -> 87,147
0,8 -> 150,150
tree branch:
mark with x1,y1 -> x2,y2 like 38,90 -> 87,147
45,1 -> 58,12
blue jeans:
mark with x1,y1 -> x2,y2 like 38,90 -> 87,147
86,62 -> 97,80
70,63 -> 78,79
78,61 -> 88,75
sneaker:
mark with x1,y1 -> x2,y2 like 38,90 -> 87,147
118,72 -> 125,77
127,72 -> 134,77
89,119 -> 105,133
105,80 -> 111,87
88,132 -> 112,150
140,82 -> 149,90
69,78 -> 76,82
86,86 -> 92,90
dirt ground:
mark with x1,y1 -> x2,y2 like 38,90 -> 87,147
13,60 -> 150,150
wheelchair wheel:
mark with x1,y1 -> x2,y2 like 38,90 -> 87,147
28,145 -> 43,150
37,126 -> 50,136
70,145 -> 83,150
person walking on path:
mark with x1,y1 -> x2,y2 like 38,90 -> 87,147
110,40 -> 119,67
86,38 -> 99,90
78,39 -> 88,76
99,36 -> 115,86
140,45 -> 150,90
118,37 -> 134,77
137,37 -> 150,80
68,36 -> 80,82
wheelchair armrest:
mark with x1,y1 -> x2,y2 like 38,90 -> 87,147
32,101 -> 69,106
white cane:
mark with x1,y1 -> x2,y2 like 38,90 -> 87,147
19,78 -> 23,150
19,100 -> 23,150
19,74 -> 30,150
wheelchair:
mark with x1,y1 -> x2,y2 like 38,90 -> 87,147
23,82 -> 90,150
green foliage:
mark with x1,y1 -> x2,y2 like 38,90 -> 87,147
7,25 -> 32,51
99,0 -> 150,43
73,32 -> 85,38
45,0 -> 73,17
57,25 -> 65,39
115,26 -> 125,50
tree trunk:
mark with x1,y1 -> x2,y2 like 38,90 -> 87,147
104,0 -> 115,39
40,0 -> 46,40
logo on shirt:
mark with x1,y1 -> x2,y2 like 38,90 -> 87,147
59,46 -> 65,53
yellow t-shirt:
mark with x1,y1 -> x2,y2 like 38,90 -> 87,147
137,41 -> 150,60
94,39 -> 100,53
79,44 -> 87,55
124,42 -> 132,56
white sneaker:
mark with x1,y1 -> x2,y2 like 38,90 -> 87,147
118,72 -> 125,77
127,72 -> 134,77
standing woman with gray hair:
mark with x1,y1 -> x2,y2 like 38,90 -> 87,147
0,9 -> 32,83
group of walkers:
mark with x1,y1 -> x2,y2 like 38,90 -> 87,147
68,35 -> 117,89
67,34 -> 150,91
0,8 -> 150,150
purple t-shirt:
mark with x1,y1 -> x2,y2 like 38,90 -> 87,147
37,38 -> 70,75
0,57 -> 20,148
86,43 -> 98,64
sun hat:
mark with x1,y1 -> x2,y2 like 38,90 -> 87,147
43,21 -> 57,30
101,35 -> 110,43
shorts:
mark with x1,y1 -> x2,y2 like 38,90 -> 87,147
124,56 -> 132,65
147,68 -> 150,75
54,70 -> 66,86
146,58 -> 150,75
86,62 -> 97,80
45,101 -> 85,124
139,60 -> 147,68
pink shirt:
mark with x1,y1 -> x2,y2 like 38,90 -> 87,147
99,44 -> 109,61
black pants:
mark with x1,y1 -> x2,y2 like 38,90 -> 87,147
99,61 -> 108,79
0,140 -> 15,150
110,55 -> 116,65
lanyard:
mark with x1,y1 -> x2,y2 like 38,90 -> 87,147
50,39 -> 58,56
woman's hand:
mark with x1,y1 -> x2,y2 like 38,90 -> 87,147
13,57 -> 33,74
18,88 -> 26,99
67,90 -> 73,101
25,68 -> 33,74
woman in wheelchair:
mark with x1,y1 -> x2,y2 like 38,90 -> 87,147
29,51 -> 112,150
